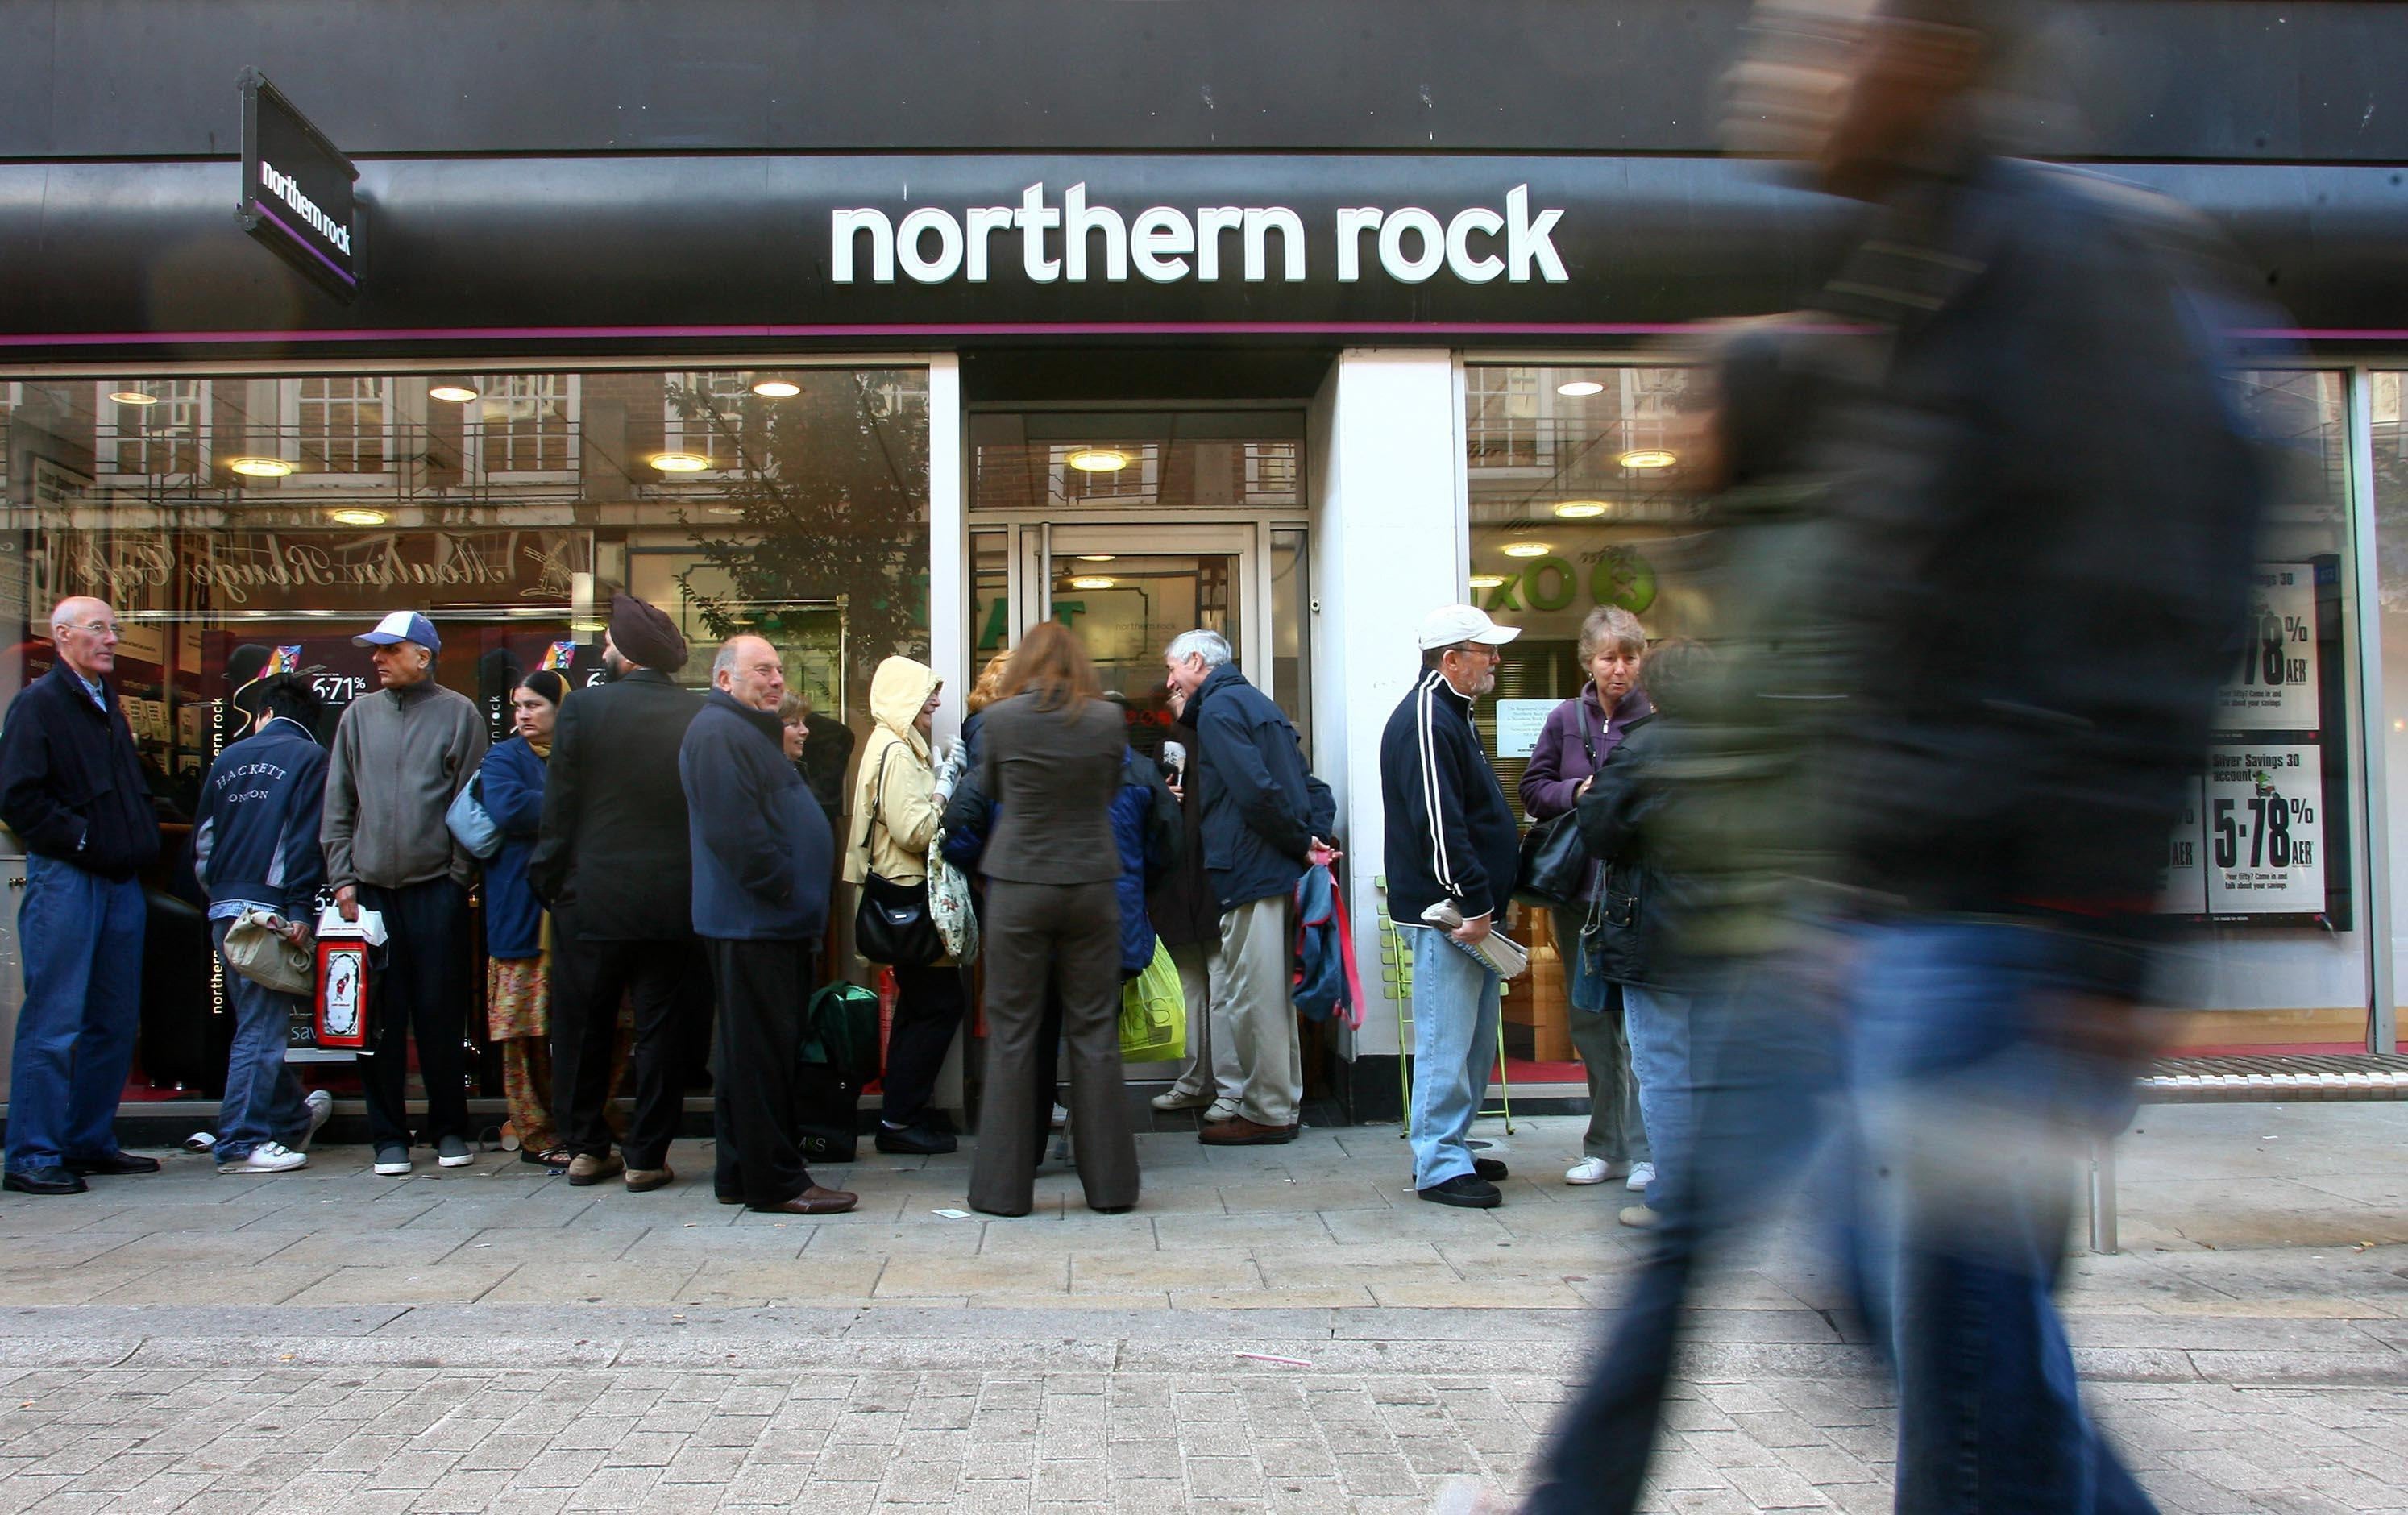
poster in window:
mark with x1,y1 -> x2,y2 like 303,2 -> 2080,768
2156,774 -> 2207,915
2214,564 -> 2319,730
2203,745 -> 2324,915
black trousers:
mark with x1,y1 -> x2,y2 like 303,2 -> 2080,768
550,911 -> 704,1169
969,880 -> 1136,1217
704,937 -> 816,1209
882,961 -> 965,1129
355,878 -> 472,1150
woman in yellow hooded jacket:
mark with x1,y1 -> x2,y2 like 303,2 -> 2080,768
844,654 -> 962,1155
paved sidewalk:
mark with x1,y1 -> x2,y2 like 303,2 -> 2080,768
0,1106 -> 2402,1511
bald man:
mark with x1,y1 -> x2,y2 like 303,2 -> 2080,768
678,635 -> 854,1214
0,598 -> 163,1195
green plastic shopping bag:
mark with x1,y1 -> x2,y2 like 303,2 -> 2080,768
1119,939 -> 1188,1064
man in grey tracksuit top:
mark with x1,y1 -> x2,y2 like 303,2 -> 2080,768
321,611 -> 488,1175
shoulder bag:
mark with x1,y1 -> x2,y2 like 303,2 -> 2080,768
445,770 -> 504,861
853,745 -> 945,968
1513,704 -> 1600,909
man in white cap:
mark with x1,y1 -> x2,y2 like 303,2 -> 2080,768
321,611 -> 488,1176
1379,604 -> 1522,1208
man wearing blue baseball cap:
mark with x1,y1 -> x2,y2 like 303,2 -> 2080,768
321,610 -> 489,1175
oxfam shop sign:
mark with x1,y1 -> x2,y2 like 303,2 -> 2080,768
1480,545 -> 1658,619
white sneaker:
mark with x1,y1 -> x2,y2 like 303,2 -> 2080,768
218,1141 -> 308,1175
299,1090 -> 334,1151
1565,1156 -> 1613,1186
1625,1161 -> 1657,1193
1204,1098 -> 1241,1122
1150,1088 -> 1213,1111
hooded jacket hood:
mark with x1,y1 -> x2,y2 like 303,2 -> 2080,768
868,655 -> 940,762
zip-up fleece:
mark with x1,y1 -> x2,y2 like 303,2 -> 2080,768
321,679 -> 489,891
193,716 -> 327,919
1379,667 -> 1520,928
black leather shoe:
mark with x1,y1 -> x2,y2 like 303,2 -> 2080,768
64,1151 -> 160,1177
1418,1173 -> 1503,1209
3,1165 -> 89,1196
874,1125 -> 957,1156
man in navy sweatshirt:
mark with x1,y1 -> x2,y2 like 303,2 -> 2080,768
1380,604 -> 1524,1210
679,633 -> 857,1215
0,597 -> 164,1195
193,672 -> 336,1174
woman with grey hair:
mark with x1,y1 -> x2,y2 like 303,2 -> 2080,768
1517,604 -> 1654,1191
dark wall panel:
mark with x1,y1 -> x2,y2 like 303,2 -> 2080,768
2,1 -> 2405,162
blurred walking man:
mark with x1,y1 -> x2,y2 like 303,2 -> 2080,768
680,634 -> 857,1215
1162,629 -> 1336,1144
1380,605 -> 1522,1210
0,598 -> 163,1195
323,611 -> 488,1177
532,593 -> 707,1193
1521,3 -> 2272,1510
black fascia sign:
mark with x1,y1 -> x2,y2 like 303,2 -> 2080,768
238,69 -> 361,299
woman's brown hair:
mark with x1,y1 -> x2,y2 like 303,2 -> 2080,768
999,621 -> 1101,713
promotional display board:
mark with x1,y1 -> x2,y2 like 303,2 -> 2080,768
2214,563 -> 2319,729
2202,745 -> 2325,915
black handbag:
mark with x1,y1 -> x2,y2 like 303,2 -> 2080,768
1513,706 -> 1602,909
852,747 -> 945,967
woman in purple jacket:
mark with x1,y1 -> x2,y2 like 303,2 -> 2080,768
1518,604 -> 1655,1191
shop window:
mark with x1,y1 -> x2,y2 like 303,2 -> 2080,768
1057,442 -> 1161,506
0,380 -> 16,492
285,376 -> 395,478
1465,366 -> 1547,471
661,370 -> 758,476
94,379 -> 210,479
467,373 -> 579,479
1243,442 -> 1302,507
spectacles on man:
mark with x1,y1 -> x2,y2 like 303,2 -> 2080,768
61,620 -> 122,639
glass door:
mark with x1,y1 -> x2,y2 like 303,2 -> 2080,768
1012,522 -> 1265,757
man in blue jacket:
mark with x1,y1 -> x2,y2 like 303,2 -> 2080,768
679,633 -> 857,1215
193,671 -> 336,1174
1161,629 -> 1336,1145
1380,604 -> 1522,1208
0,598 -> 163,1196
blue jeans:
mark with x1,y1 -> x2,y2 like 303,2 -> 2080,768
6,855 -> 146,1168
1621,984 -> 1692,1208
1405,924 -> 1501,1189
1525,945 -> 1850,1515
210,919 -> 313,1160
1848,918 -> 2157,1515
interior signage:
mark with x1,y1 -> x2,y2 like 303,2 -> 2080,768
238,68 -> 361,298
834,182 -> 1567,288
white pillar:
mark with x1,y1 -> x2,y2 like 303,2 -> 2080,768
1310,350 -> 1463,1062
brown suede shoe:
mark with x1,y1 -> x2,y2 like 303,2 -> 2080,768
625,1164 -> 675,1193
565,1152 -> 623,1186
752,1185 -> 858,1215
1198,1115 -> 1298,1147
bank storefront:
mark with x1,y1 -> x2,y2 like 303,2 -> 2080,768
4,37 -> 2407,1132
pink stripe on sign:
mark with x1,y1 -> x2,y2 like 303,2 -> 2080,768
249,200 -> 359,288
0,321 -> 2381,350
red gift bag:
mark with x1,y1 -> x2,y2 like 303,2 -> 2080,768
315,936 -> 371,1050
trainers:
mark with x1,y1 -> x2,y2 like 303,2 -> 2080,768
1418,1173 -> 1504,1209
437,1135 -> 475,1168
1150,1087 -> 1213,1111
1203,1098 -> 1241,1122
1565,1156 -> 1614,1185
218,1141 -> 308,1175
299,1090 -> 334,1151
1625,1161 -> 1656,1193
372,1144 -> 412,1176
1618,1204 -> 1660,1229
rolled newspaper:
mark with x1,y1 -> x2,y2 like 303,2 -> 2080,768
1418,901 -> 1530,980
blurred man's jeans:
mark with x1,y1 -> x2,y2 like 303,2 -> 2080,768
1849,917 -> 2157,1515
1522,947 -> 1847,1514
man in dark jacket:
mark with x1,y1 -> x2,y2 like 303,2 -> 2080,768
0,598 -> 164,1195
193,672 -> 334,1174
530,593 -> 708,1193
1162,629 -> 1337,1144
679,633 -> 857,1215
1379,604 -> 1523,1209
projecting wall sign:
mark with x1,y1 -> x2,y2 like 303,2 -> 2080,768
238,69 -> 361,298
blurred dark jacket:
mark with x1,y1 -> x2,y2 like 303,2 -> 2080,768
1575,714 -> 1708,990
1812,155 -> 2269,919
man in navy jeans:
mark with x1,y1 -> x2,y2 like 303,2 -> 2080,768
0,597 -> 162,1196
